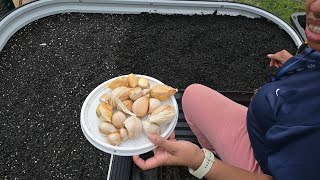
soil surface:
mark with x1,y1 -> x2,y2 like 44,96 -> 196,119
0,13 -> 297,179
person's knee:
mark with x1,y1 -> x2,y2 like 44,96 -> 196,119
183,84 -> 204,100
182,83 -> 205,114
182,83 -> 211,102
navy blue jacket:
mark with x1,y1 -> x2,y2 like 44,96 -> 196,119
247,48 -> 320,179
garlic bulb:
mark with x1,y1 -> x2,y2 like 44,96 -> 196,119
129,87 -> 143,101
119,128 -> 128,141
151,84 -> 178,101
149,105 -> 176,125
106,132 -> 122,146
138,77 -> 150,89
106,77 -> 128,89
96,103 -> 113,122
111,111 -> 127,129
132,96 -> 149,117
99,122 -> 117,135
142,121 -> 161,137
124,116 -> 143,139
148,98 -> 161,114
128,73 -> 139,88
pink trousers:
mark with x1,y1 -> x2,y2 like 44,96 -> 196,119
181,84 -> 262,173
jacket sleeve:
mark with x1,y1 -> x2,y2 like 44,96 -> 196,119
266,124 -> 320,180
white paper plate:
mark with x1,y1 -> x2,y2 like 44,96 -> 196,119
80,75 -> 178,156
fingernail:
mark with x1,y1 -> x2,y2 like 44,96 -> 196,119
267,54 -> 272,58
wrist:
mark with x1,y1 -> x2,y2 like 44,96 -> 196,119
190,148 -> 205,170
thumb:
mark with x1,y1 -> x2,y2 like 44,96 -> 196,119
149,134 -> 177,152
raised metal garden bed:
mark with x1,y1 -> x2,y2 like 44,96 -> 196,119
0,0 -> 303,51
291,12 -> 306,41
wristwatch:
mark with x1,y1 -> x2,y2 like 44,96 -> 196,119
188,148 -> 216,179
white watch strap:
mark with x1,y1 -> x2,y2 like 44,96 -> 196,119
188,148 -> 215,179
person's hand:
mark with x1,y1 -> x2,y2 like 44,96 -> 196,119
267,50 -> 293,68
133,132 -> 205,170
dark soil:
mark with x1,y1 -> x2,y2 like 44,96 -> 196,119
0,12 -> 297,179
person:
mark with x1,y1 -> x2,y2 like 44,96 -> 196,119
133,0 -> 320,179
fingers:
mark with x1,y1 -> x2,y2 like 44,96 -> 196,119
269,59 -> 281,68
149,134 -> 177,153
269,58 -> 274,67
267,50 -> 293,65
268,50 -> 292,68
268,54 -> 280,68
132,155 -> 163,170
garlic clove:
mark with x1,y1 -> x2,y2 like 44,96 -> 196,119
138,77 -> 150,89
119,128 -> 128,141
151,84 -> 178,101
99,93 -> 111,104
96,103 -> 113,122
99,122 -> 117,135
111,111 -> 127,129
129,87 -> 143,101
151,105 -> 174,116
116,98 -> 136,116
110,86 -> 130,108
128,73 -> 139,88
124,116 -> 143,139
148,98 -> 161,114
149,105 -> 176,125
106,77 -> 128,89
142,121 -> 161,137
132,96 -> 149,117
142,88 -> 151,96
117,99 -> 133,112
106,132 -> 122,146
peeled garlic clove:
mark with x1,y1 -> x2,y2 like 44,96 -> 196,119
142,88 -> 151,96
119,128 -> 128,141
99,93 -> 111,104
129,87 -> 143,101
117,100 -> 133,112
106,132 -> 122,146
142,121 -> 161,137
96,103 -> 113,122
111,111 -> 127,129
106,77 -> 128,89
124,116 -> 143,139
148,98 -> 161,114
138,77 -> 150,89
132,96 -> 149,117
151,84 -> 178,101
149,105 -> 176,125
128,73 -> 139,88
99,122 -> 117,135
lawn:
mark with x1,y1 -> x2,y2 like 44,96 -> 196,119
234,0 -> 306,23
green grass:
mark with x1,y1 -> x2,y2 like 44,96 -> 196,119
234,0 -> 306,23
